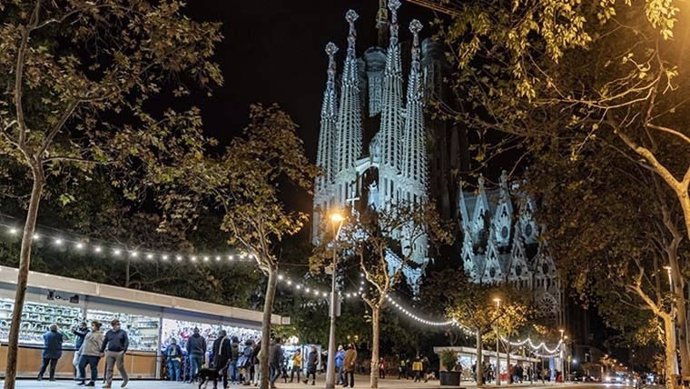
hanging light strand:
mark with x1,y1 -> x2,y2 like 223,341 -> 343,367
1,223 -> 255,265
500,336 -> 563,354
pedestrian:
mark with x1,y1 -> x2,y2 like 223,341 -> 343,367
290,349 -> 302,383
212,330 -> 231,389
269,337 -> 284,389
38,323 -> 63,381
398,358 -> 406,380
412,357 -> 423,382
421,355 -> 430,382
72,321 -> 89,380
379,357 -> 386,379
187,327 -> 207,382
100,319 -> 129,388
343,343 -> 357,388
228,336 -> 241,384
77,320 -> 104,387
252,340 -> 261,386
335,345 -> 345,385
239,339 -> 255,385
165,338 -> 183,382
303,346 -> 318,385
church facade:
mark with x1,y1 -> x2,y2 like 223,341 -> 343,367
459,173 -> 563,324
311,1 -> 562,321
312,0 -> 439,290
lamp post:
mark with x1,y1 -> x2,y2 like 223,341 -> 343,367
325,212 -> 345,389
494,298 -> 502,386
559,329 -> 565,383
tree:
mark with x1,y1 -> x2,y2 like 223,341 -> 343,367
428,0 -> 689,384
199,104 -> 317,389
524,142 -> 688,388
316,202 -> 451,388
0,2 -> 222,386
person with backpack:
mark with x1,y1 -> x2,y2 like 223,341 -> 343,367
239,339 -> 255,385
165,338 -> 183,382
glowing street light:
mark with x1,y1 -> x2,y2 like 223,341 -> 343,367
326,210 -> 345,389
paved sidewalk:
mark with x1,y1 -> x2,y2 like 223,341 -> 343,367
0,377 -> 593,389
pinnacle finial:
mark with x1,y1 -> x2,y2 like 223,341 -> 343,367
388,0 -> 400,46
410,19 -> 423,35
345,10 -> 359,58
325,42 -> 338,57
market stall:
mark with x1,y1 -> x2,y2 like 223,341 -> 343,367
0,265 -> 286,379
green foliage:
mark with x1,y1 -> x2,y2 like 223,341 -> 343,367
439,348 -> 458,372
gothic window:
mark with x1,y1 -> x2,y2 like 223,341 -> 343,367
524,223 -> 533,237
515,265 -> 522,277
501,226 -> 509,239
542,263 -> 549,275
489,267 -> 496,278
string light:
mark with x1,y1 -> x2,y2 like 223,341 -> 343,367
0,224 -> 253,266
385,295 -> 456,327
501,336 -> 563,354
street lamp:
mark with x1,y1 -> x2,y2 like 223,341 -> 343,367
559,329 -> 565,383
325,211 -> 345,389
494,298 -> 502,386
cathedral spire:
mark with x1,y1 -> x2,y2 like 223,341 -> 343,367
333,10 -> 363,204
378,0 -> 404,205
316,42 -> 339,196
401,19 -> 427,201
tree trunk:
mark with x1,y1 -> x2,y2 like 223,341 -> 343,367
664,314 -> 679,389
506,342 -> 511,384
476,329 -> 484,386
4,168 -> 44,389
370,306 -> 380,388
259,268 -> 278,389
676,189 -> 690,241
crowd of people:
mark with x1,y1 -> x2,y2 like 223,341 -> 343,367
161,329 -> 360,389
37,319 -> 130,388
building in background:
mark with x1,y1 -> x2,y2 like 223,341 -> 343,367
311,0 -> 469,293
458,171 -> 563,326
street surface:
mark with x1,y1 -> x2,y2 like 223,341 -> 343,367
0,379 -> 623,389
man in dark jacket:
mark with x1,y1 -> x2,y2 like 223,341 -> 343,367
165,338 -> 183,382
100,319 -> 129,388
228,336 -> 240,384
72,322 -> 88,379
187,327 -> 207,382
269,337 -> 283,389
212,330 -> 231,389
38,324 -> 63,381
303,345 -> 318,385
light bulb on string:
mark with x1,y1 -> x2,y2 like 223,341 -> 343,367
203,256 -> 210,262
130,251 -> 138,258
146,253 -> 153,260
191,256 -> 197,262
113,249 -> 122,256
54,238 -> 63,246
94,246 -> 102,253
176,255 -> 182,262
162,254 -> 169,261
75,242 -> 84,250
32,233 -> 40,241
215,256 -> 221,262
8,227 -> 18,235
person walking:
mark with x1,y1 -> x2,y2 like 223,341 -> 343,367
303,346 -> 318,385
379,358 -> 386,379
343,344 -> 357,388
252,340 -> 261,386
290,349 -> 302,383
100,319 -> 129,388
412,357 -> 423,382
269,337 -> 284,389
228,336 -> 241,384
212,330 -> 231,389
77,320 -> 104,387
72,321 -> 89,380
335,346 -> 345,385
239,339 -> 255,385
38,323 -> 63,381
165,338 -> 183,382
187,327 -> 207,382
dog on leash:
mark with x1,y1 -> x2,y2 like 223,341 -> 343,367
196,367 -> 220,389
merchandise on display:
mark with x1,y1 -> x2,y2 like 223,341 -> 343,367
0,298 -> 81,346
86,309 -> 159,351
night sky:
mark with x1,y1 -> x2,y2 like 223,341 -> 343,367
185,0 -> 435,161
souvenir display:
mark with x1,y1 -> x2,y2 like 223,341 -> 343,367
0,298 -> 82,346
